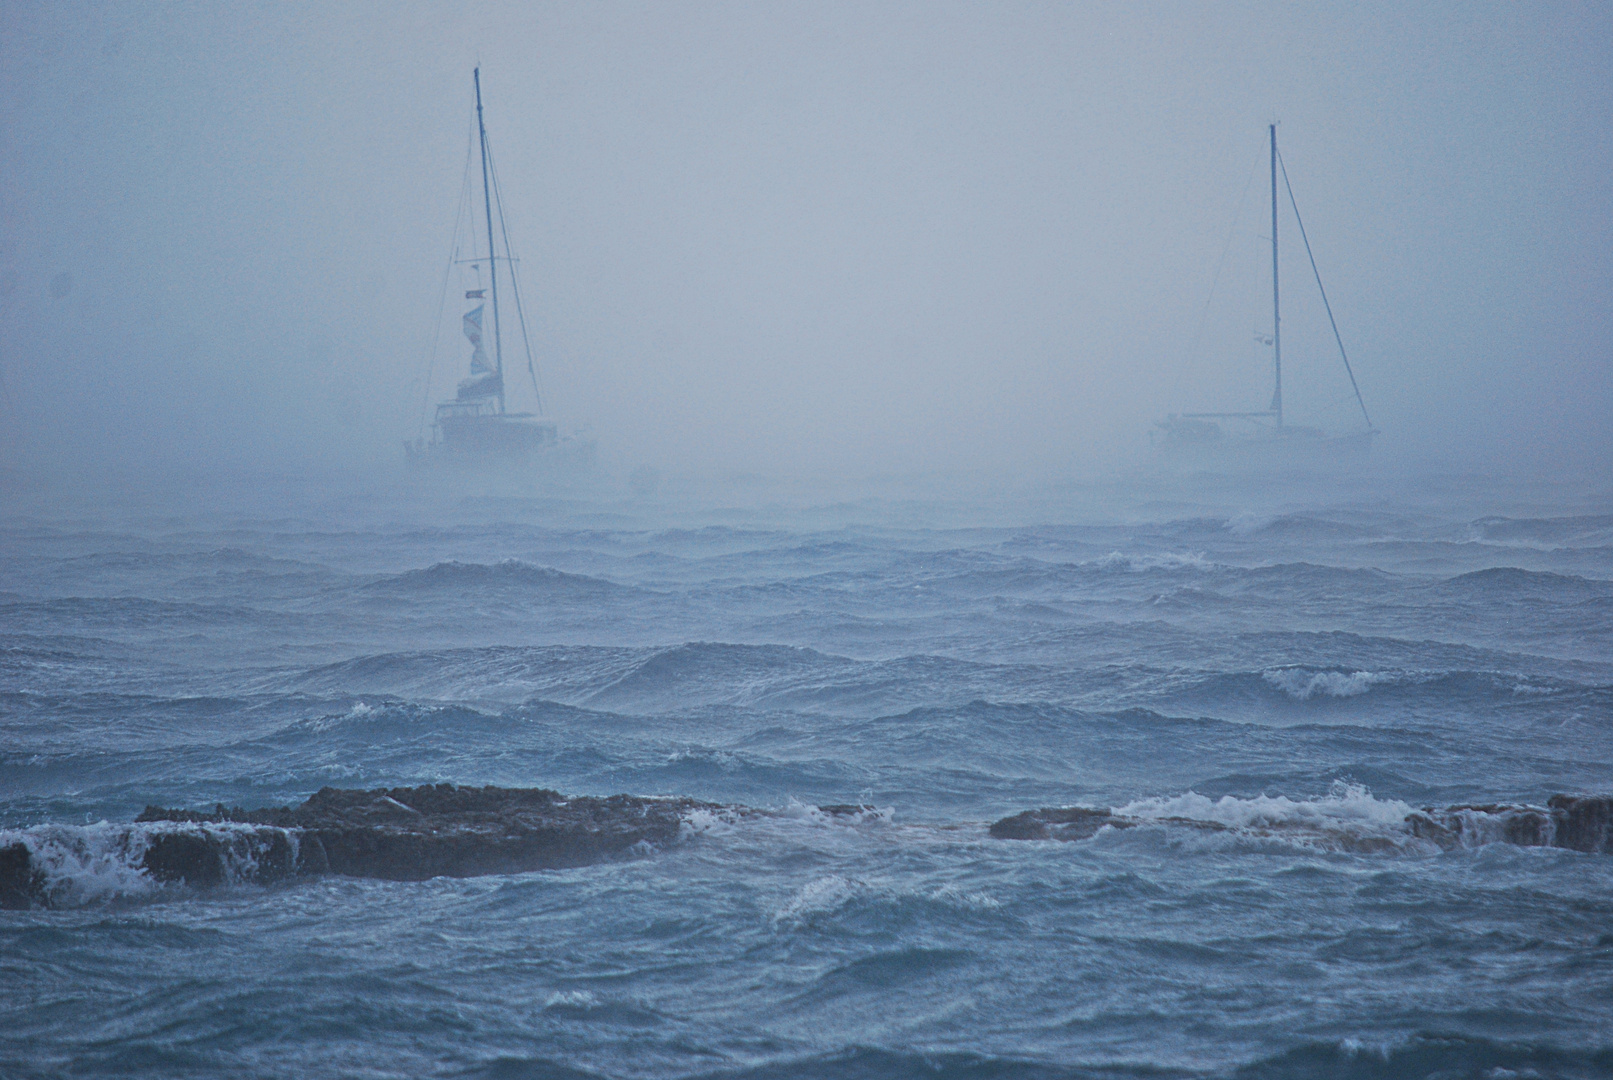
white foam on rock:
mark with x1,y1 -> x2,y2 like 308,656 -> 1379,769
1116,782 -> 1417,833
2,820 -> 293,907
2,822 -> 161,906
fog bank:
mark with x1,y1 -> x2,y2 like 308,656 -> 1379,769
2,1 -> 1609,485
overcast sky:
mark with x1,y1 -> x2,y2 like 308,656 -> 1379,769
1,1 -> 1608,482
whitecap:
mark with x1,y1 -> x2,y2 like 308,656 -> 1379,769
1262,667 -> 1392,700
773,874 -> 856,926
1092,551 -> 1210,572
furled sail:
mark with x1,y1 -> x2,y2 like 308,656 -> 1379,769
457,305 -> 502,400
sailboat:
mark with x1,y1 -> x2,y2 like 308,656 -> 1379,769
1154,125 -> 1376,464
406,69 -> 592,469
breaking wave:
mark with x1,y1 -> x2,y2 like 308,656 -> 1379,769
1469,513 -> 1613,548
1090,551 -> 1211,571
361,560 -> 636,598
1116,781 -> 1415,833
586,641 -> 853,709
1093,783 -> 1606,854
289,644 -> 644,703
1261,666 -> 1395,700
1232,1032 -> 1613,1080
0,820 -> 296,907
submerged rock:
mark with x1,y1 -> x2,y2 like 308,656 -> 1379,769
989,806 -> 1125,841
992,795 -> 1613,854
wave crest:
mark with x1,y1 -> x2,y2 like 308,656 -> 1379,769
0,820 -> 296,908
363,560 -> 631,598
1117,782 -> 1415,831
1262,667 -> 1394,700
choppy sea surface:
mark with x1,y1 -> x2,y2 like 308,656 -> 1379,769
3,469 -> 1611,1079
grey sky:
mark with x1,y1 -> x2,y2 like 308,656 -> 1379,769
2,1 -> 1608,480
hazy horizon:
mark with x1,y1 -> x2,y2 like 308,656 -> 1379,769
2,1 -> 1609,488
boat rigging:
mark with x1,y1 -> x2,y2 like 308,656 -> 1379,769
1155,124 -> 1376,462
407,69 -> 591,469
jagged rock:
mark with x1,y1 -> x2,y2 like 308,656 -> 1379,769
6,787 -> 1610,911
1548,794 -> 1613,853
1,842 -> 47,910
134,784 -> 727,883
1405,805 -> 1558,850
817,804 -> 879,817
3,785 -> 909,908
1404,797 -> 1613,853
989,806 -> 1121,841
993,795 -> 1613,854
0,785 -> 737,908
140,827 -> 299,886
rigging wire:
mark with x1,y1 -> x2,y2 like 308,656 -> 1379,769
419,126 -> 478,436
1277,148 -> 1374,430
484,134 -> 545,413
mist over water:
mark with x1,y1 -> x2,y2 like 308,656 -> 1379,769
2,2 -> 1610,481
3,4 -> 1613,1079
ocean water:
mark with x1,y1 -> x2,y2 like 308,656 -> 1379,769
3,470 -> 1611,1079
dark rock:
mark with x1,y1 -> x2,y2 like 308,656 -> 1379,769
1405,811 -> 1459,848
12,786 -> 1609,912
989,807 -> 1119,841
1,842 -> 48,910
2,785 -> 743,907
1549,794 -> 1613,854
136,784 -> 728,883
996,796 -> 1613,854
1501,808 -> 1555,847
140,827 -> 297,886
296,832 -> 330,875
142,832 -> 226,886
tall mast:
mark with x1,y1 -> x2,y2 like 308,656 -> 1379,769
1269,123 -> 1282,426
475,68 -> 506,414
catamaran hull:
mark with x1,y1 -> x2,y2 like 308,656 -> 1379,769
404,441 -> 596,472
404,413 -> 595,471
1153,425 -> 1376,470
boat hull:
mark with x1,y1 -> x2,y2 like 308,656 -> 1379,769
405,412 -> 595,471
1153,419 -> 1376,470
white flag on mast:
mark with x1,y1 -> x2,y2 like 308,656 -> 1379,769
463,305 -> 494,375
456,304 -> 502,400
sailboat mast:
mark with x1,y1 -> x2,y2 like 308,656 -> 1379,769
1269,123 -> 1282,427
475,68 -> 506,415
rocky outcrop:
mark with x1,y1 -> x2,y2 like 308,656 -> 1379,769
1548,794 -> 1613,853
989,806 -> 1134,841
6,787 -> 1609,910
0,786 -> 902,909
0,841 -> 47,910
992,795 -> 1613,854
0,785 -> 733,909
135,784 -> 726,883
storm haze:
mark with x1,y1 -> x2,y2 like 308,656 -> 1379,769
1,1 -> 1609,484
7,7 -> 1613,1073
